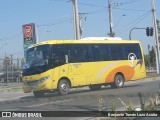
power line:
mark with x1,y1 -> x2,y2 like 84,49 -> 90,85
117,11 -> 151,35
37,13 -> 73,27
0,33 -> 21,41
114,14 -> 126,28
51,0 -> 107,8
114,7 -> 149,12
120,0 -> 140,5
77,1 -> 145,13
117,12 -> 151,35
78,2 -> 106,8
50,0 -> 70,3
50,1 -> 149,13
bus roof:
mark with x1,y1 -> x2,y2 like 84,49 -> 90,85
29,39 -> 141,48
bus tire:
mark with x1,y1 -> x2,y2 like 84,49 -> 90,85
58,80 -> 70,95
89,84 -> 101,91
110,74 -> 124,88
33,91 -> 45,97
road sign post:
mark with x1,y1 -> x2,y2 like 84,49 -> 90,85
22,23 -> 37,62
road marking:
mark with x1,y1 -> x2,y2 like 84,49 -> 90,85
27,98 -> 74,108
5,99 -> 74,111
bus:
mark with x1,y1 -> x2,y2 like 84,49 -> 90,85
22,38 -> 146,97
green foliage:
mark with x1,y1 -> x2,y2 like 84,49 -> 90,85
144,46 -> 156,67
143,97 -> 154,111
111,100 -> 115,111
144,54 -> 150,67
149,46 -> 156,67
97,95 -> 106,118
118,98 -> 134,111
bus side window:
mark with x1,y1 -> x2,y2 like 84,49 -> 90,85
91,45 -> 101,61
108,44 -> 125,60
124,44 -> 142,59
51,45 -> 58,67
51,45 -> 65,67
99,45 -> 110,61
57,46 -> 65,65
75,45 -> 86,62
64,45 -> 75,63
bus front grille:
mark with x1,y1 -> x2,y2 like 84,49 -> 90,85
27,80 -> 39,87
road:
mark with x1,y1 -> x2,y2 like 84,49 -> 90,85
0,78 -> 160,119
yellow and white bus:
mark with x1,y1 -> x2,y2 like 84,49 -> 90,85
22,38 -> 146,97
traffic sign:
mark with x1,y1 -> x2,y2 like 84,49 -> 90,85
23,25 -> 33,38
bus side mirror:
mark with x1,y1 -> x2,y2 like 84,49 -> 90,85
65,55 -> 68,63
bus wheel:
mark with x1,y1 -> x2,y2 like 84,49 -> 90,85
89,84 -> 101,91
110,74 -> 124,88
58,80 -> 70,95
33,91 -> 45,97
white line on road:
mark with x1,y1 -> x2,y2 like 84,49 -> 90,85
27,98 -> 74,108
5,99 -> 74,111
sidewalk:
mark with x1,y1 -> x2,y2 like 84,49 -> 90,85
0,82 -> 22,92
0,91 -> 32,102
0,82 -> 32,102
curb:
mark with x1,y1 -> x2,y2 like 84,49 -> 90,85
125,76 -> 160,84
143,76 -> 160,81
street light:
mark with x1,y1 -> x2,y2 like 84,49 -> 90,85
129,27 -> 146,40
129,27 -> 154,40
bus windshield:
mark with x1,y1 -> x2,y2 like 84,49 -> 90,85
23,45 -> 50,75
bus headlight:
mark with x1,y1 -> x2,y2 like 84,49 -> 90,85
39,75 -> 50,84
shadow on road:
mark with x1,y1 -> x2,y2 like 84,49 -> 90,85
19,84 -> 142,101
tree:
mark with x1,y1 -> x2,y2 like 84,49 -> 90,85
2,56 -> 11,71
144,54 -> 150,67
144,46 -> 156,68
149,46 -> 156,67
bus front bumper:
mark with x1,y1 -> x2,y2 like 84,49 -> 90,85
23,76 -> 53,93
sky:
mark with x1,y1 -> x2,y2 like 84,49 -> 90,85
0,0 -> 160,59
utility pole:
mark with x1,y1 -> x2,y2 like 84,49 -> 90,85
72,0 -> 80,40
79,13 -> 88,39
5,53 -> 8,85
108,0 -> 115,37
148,44 -> 151,67
79,14 -> 83,39
10,54 -> 13,83
151,0 -> 160,74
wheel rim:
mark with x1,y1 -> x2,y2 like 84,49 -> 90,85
116,75 -> 123,86
61,83 -> 68,93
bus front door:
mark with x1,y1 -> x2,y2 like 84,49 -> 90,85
68,63 -> 87,87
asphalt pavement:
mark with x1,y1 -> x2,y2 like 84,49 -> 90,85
1,76 -> 160,120
1,76 -> 160,103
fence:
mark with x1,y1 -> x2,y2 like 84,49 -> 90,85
0,57 -> 24,84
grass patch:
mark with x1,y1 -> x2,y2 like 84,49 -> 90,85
0,85 -> 22,90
